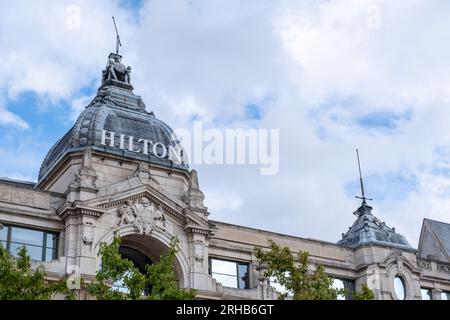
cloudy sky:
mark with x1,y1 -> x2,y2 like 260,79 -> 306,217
1,0 -> 450,247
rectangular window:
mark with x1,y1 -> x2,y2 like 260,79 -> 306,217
0,223 -> 58,262
421,288 -> 432,300
209,258 -> 249,289
441,291 -> 450,300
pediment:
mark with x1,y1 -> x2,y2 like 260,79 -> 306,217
77,179 -> 209,229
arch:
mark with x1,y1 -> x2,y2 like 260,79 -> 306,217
95,225 -> 190,288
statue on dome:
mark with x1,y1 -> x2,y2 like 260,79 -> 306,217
102,53 -> 131,85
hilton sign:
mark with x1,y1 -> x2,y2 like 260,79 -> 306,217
100,129 -> 185,164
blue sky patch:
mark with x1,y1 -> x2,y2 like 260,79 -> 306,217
357,110 -> 412,130
245,103 -> 262,120
345,171 -> 418,203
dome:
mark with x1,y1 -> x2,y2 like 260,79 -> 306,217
38,53 -> 188,183
337,202 -> 413,250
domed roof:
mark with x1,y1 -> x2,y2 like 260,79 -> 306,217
337,202 -> 413,250
38,53 -> 188,183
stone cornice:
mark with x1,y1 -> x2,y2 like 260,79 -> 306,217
184,223 -> 216,238
58,203 -> 106,220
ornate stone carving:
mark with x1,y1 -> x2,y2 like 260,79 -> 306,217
417,259 -> 432,270
193,239 -> 205,262
82,222 -> 94,244
131,162 -> 152,181
116,197 -> 166,235
437,263 -> 450,274
102,53 -> 132,85
88,87 -> 117,107
0,185 -> 51,209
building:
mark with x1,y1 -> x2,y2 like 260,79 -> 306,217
1,51 -> 450,300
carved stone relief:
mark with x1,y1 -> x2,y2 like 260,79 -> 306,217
116,197 -> 166,235
82,222 -> 95,244
193,239 -> 205,262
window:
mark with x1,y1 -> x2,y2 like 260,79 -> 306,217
441,291 -> 450,300
332,278 -> 355,300
0,224 -> 58,262
421,288 -> 432,300
394,276 -> 406,300
209,258 -> 249,289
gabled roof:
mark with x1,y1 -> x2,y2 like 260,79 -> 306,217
418,218 -> 450,263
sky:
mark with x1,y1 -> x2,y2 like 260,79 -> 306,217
1,0 -> 450,247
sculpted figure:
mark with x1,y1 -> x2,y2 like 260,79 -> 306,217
117,200 -> 136,226
153,204 -> 166,230
105,57 -> 117,81
125,66 -> 131,84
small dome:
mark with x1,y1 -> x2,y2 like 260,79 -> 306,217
337,202 -> 413,249
38,55 -> 188,182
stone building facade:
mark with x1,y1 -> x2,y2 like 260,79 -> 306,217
1,52 -> 450,300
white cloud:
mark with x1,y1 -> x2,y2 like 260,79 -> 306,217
0,105 -> 29,129
70,95 -> 93,121
2,0 -> 450,248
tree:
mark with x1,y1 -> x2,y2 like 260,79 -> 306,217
87,234 -> 196,300
353,283 -> 375,300
255,240 -> 345,300
0,244 -> 73,300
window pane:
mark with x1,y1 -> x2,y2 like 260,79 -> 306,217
394,276 -> 405,300
46,233 -> 57,249
238,263 -> 248,278
10,243 -> 43,261
238,275 -> 248,289
45,248 -> 56,261
0,225 -> 7,241
238,263 -> 249,289
421,288 -> 431,300
11,227 -> 43,246
0,240 -> 7,249
212,273 -> 238,288
211,259 -> 237,276
441,292 -> 450,300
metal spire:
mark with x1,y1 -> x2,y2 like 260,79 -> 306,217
355,149 -> 372,205
112,16 -> 122,54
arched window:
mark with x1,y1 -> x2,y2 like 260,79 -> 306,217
393,276 -> 406,300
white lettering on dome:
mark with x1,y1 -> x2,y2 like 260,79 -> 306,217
153,142 -> 167,158
100,129 -> 184,164
101,130 -> 115,147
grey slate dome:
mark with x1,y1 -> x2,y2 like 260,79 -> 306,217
337,201 -> 413,250
38,53 -> 188,183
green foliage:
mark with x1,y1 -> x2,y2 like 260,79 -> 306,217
0,244 -> 74,300
255,240 -> 345,300
353,283 -> 375,300
87,234 -> 195,300
146,237 -> 196,300
86,234 -> 145,300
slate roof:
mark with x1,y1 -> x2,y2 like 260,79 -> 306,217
337,201 -> 413,250
418,218 -> 450,263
